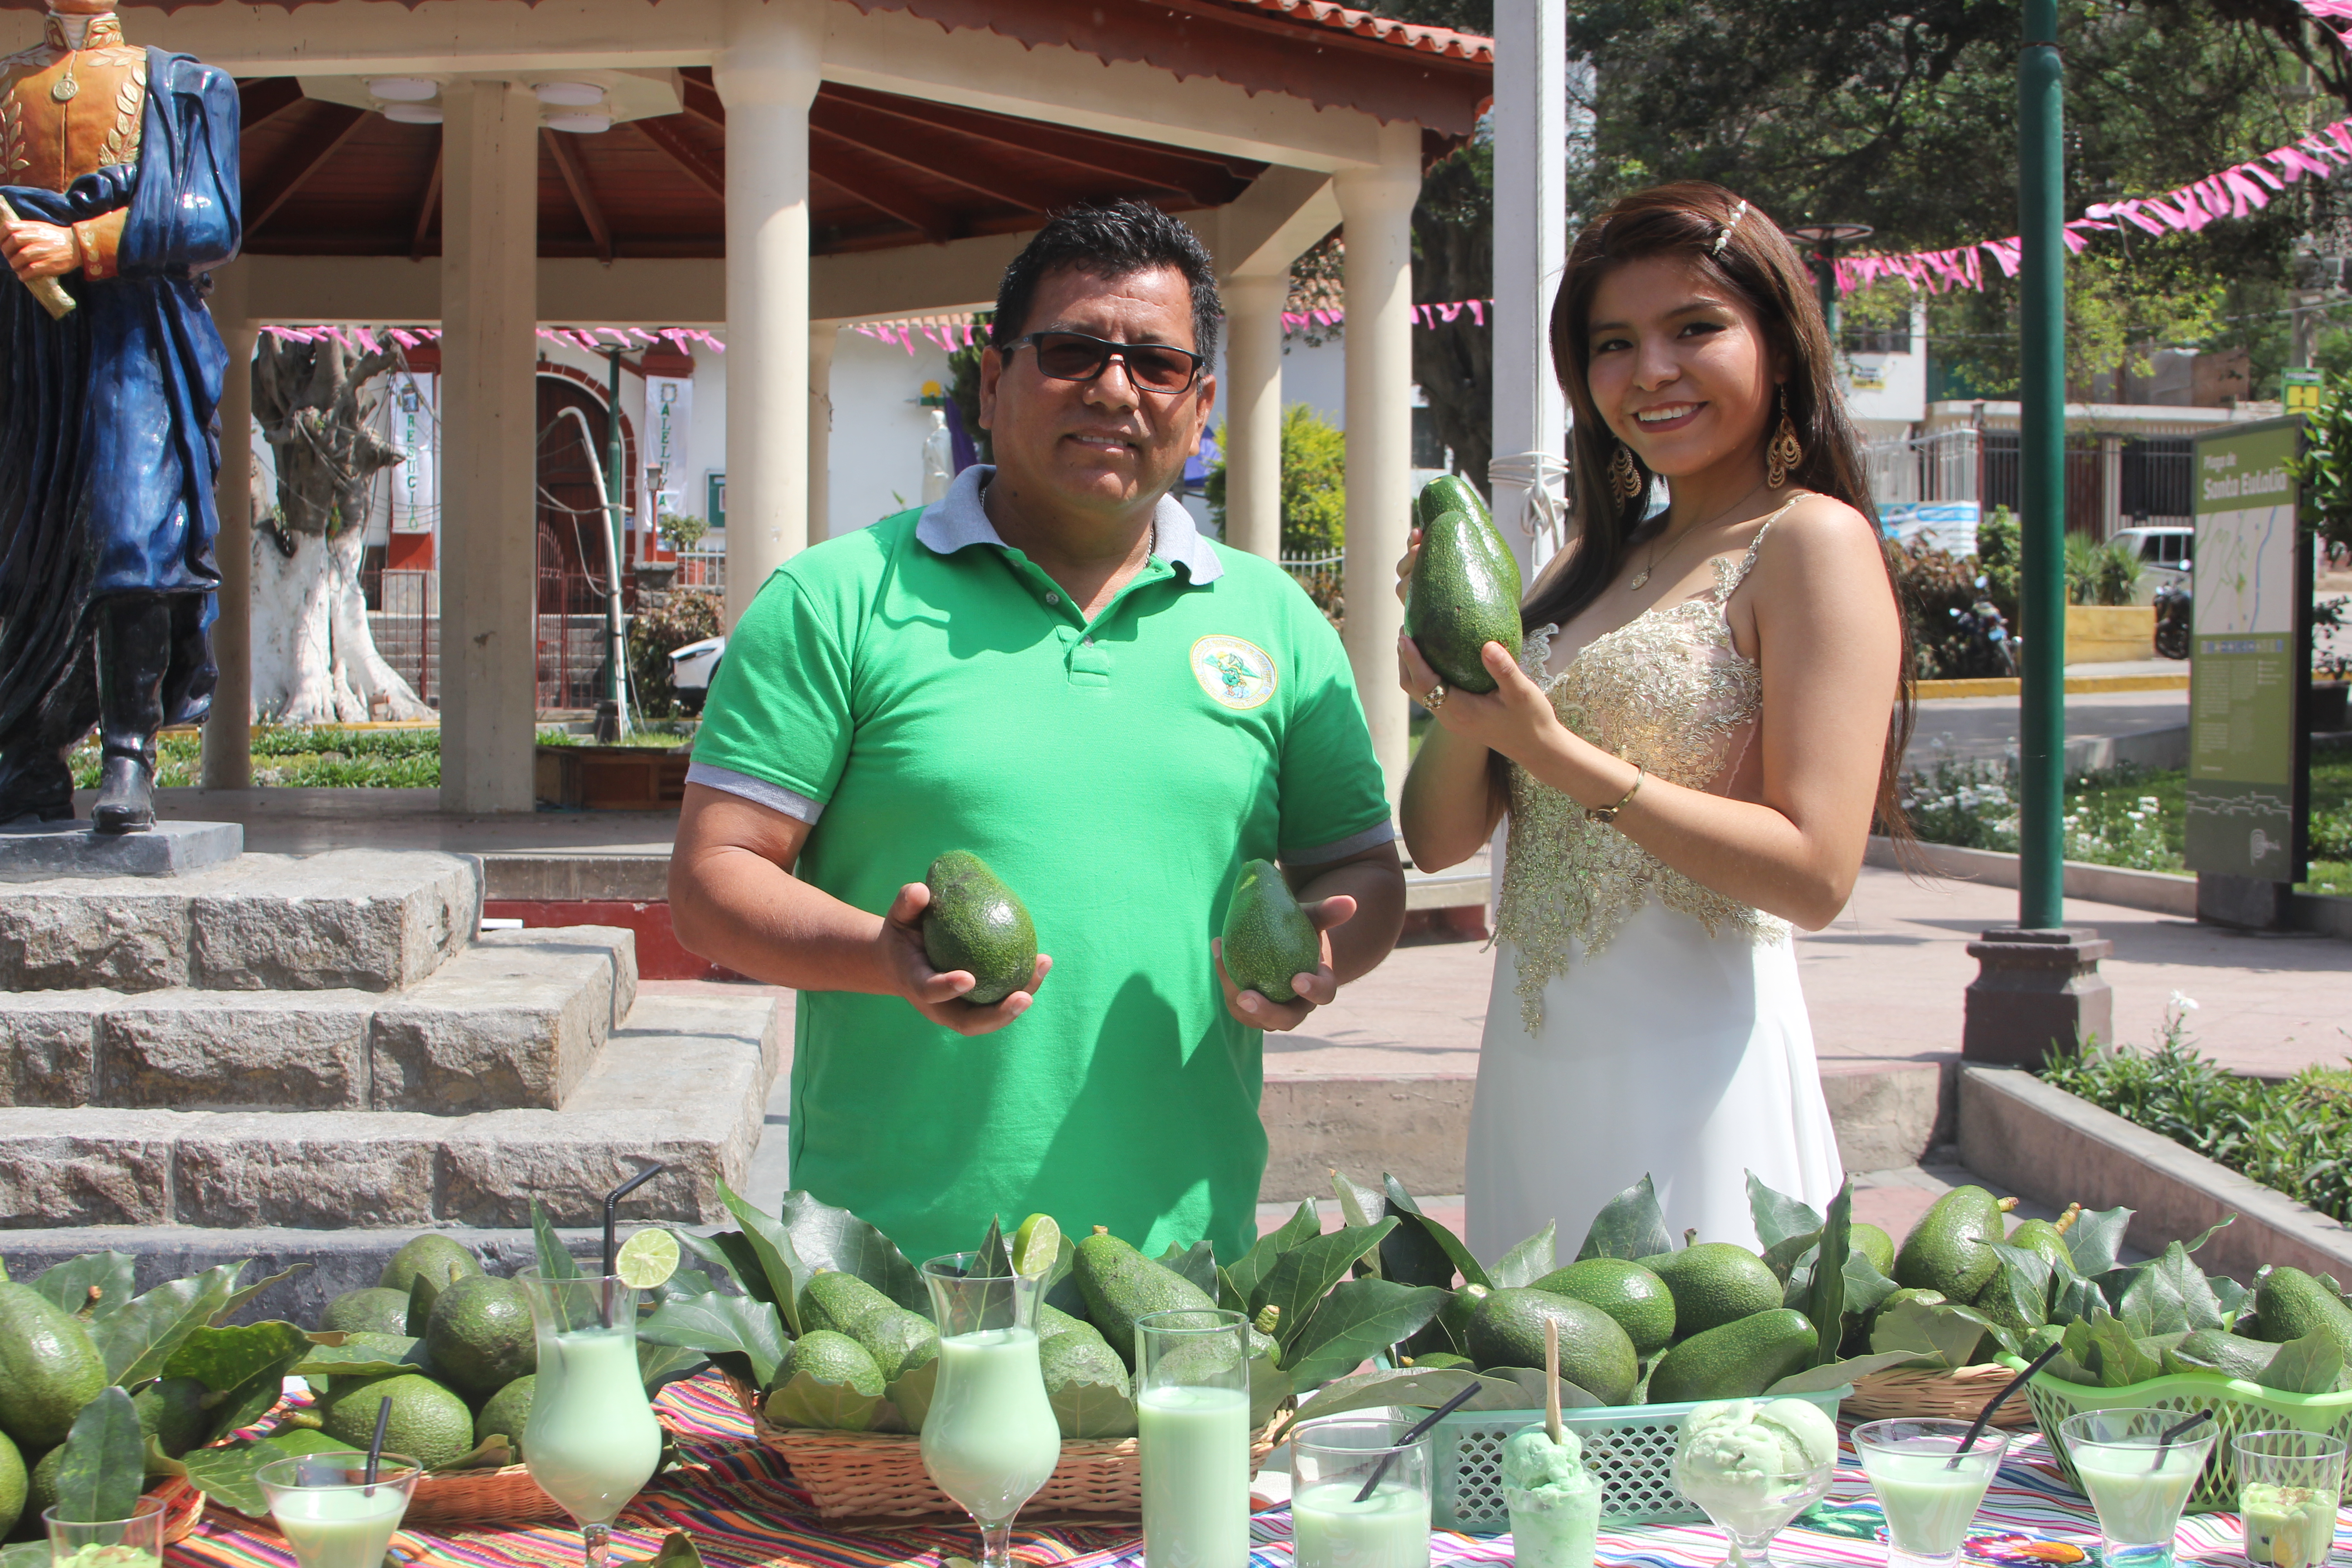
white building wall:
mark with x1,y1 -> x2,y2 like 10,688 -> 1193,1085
822,328 -> 957,536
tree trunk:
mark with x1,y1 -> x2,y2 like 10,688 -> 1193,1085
247,525 -> 429,723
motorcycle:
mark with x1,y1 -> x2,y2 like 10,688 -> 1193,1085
1947,578 -> 2019,677
2154,581 -> 2191,660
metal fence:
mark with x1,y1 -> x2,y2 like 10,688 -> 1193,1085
1280,551 -> 1345,622
361,566 -> 439,709
670,546 -> 727,593
1862,427 -> 2194,541
1863,428 -> 1980,508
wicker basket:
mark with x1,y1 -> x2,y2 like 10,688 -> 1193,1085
1843,1363 -> 2036,1429
726,1373 -> 1280,1519
149,1478 -> 206,1544
403,1465 -> 568,1527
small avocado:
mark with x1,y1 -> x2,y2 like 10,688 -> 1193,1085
921,851 -> 1039,1005
1530,1259 -> 1676,1358
0,1430 -> 22,1541
2252,1267 -> 2352,1362
779,1331 -> 885,1396
1039,1323 -> 1134,1439
1465,1288 -> 1640,1405
1647,1244 -> 1783,1339
132,1376 -> 211,1462
2004,1218 -> 2072,1272
1073,1230 -> 1220,1370
317,1372 -> 476,1471
377,1234 -> 485,1296
1894,1187 -> 2014,1301
1220,859 -> 1320,1004
423,1275 -> 537,1399
474,1375 -> 536,1458
1849,1223 -> 1898,1279
799,1271 -> 940,1383
1405,477 -> 1524,694
0,1282 -> 108,1451
1646,1308 -> 1819,1405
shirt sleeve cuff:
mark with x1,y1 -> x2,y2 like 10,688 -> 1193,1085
685,761 -> 826,825
1282,819 -> 1399,867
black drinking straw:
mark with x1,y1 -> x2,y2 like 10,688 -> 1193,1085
363,1396 -> 392,1496
2150,1410 -> 2214,1472
1947,1341 -> 2065,1469
600,1163 -> 665,1328
1353,1382 -> 1483,1503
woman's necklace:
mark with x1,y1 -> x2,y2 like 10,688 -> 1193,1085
1627,480 -> 1773,591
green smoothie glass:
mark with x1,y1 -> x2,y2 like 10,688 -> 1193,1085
1854,1419 -> 2011,1568
1137,1308 -> 1253,1568
1289,1417 -> 1435,1568
918,1252 -> 1062,1568
518,1272 -> 664,1568
44,1497 -> 167,1568
2231,1430 -> 2345,1568
2058,1410 -> 2220,1568
255,1452 -> 421,1568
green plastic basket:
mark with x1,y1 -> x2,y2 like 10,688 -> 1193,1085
1428,1385 -> 1850,1532
2022,1369 -> 2352,1514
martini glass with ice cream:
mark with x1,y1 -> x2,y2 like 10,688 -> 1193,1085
1673,1399 -> 1840,1568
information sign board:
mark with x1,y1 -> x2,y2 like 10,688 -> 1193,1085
2186,416 -> 2311,880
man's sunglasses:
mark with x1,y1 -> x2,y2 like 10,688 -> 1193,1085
1008,331 -> 1205,394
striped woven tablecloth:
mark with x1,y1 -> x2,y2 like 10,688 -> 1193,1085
167,1371 -> 2325,1568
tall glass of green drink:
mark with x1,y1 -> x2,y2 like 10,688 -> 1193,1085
919,1252 -> 1062,1568
255,1453 -> 421,1568
517,1272 -> 664,1568
1137,1308 -> 1253,1568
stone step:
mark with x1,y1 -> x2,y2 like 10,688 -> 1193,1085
0,850 -> 480,995
0,988 -> 781,1230
0,927 -> 637,1113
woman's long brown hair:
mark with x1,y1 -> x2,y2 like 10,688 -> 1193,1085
1528,179 -> 1916,841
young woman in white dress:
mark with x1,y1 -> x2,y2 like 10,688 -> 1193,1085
1396,182 -> 1915,1259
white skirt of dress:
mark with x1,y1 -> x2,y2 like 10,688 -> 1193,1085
1465,900 -> 1845,1264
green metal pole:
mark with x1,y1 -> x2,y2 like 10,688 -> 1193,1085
2018,0 -> 2066,928
1815,243 -> 1839,350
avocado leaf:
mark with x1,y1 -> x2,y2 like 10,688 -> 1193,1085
972,1216 -> 1010,1277
1156,1241 -> 1219,1299
2063,1310 -> 2162,1387
208,1352 -> 311,1445
638,1290 -> 789,1389
2110,1243 -> 2225,1337
1841,1246 -> 1900,1316
1274,1365 -> 1480,1436
1248,1350 -> 1295,1429
530,1198 -> 583,1282
1381,1176 -> 1486,1289
1331,1169 -> 1385,1234
432,1436 -> 519,1474
1803,1181 -> 1852,1367
2179,1215 -> 2235,1255
1765,1229 -> 1822,1287
1253,1221 -> 1397,1349
29,1251 -> 137,1321
89,1261 -> 247,1386
765,1368 -> 884,1432
54,1386 -> 145,1526
2212,1274 -> 2254,1328
180,1440 -> 278,1516
2259,1331 -> 2345,1395
210,1262 -> 309,1327
1279,1278 -> 1449,1388
291,1336 -> 429,1381
646,1533 -> 705,1568
1869,1297 -> 1997,1370
1767,1350 -> 1928,1394
884,1358 -> 939,1432
1574,1175 -> 1674,1264
777,1189 -> 927,1312
1746,1174 -> 1825,1252
1227,1200 -> 1322,1305
1490,1222 -> 1558,1289
1216,1266 -> 1248,1314
677,1229 -> 764,1303
638,1339 -> 709,1396
1049,1375 -> 1139,1439
162,1320 -> 313,1392
648,1264 -> 719,1306
2061,1205 -> 2134,1275
716,1178 -> 812,1333
1457,1366 -> 1606,1413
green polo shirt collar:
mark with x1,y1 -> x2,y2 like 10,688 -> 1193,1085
914,464 -> 1225,585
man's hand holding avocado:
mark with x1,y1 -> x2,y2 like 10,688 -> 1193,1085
880,877 -> 1052,1036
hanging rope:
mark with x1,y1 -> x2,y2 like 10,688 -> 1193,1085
1486,451 -> 1571,555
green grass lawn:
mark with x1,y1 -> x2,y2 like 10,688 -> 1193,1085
72,725 -> 443,789
2062,755 -> 2352,895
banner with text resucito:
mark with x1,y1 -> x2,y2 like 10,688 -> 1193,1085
389,371 -> 437,537
2187,416 -> 2310,881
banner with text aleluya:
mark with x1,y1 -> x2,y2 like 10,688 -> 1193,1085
2188,416 -> 2311,881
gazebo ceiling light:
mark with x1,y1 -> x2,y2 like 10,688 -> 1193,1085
382,103 -> 442,124
544,111 -> 611,134
534,82 -> 606,108
366,77 -> 439,103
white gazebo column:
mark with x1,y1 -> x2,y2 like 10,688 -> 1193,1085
716,0 -> 822,622
1221,272 -> 1285,561
1336,122 -> 1423,804
438,79 -> 541,813
810,318 -> 836,538
202,261 -> 255,789
1492,0 -> 1568,581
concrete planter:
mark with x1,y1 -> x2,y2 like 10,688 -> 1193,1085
2066,604 -> 2156,664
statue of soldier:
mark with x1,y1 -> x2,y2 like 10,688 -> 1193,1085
0,0 -> 239,833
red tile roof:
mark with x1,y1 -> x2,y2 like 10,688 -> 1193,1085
1209,0 -> 1494,65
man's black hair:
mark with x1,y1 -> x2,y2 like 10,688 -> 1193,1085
990,199 -> 1223,362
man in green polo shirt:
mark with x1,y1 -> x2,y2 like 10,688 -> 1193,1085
671,200 -> 1404,1265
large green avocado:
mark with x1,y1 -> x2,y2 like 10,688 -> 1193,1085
799,1271 -> 940,1383
2251,1267 -> 2352,1362
1464,1288 -> 1639,1405
1221,859 -> 1321,1004
317,1373 -> 475,1471
0,1281 -> 108,1450
1530,1259 -> 1676,1358
0,1430 -> 22,1541
1647,1245 -> 1783,1338
1894,1188 -> 2013,1301
377,1234 -> 485,1296
1072,1230 -> 1220,1370
422,1275 -> 537,1399
921,851 -> 1039,1006
1405,477 -> 1523,694
1646,1308 -> 1818,1404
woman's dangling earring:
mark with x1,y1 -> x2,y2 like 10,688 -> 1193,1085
1610,441 -> 1642,501
1766,387 -> 1803,489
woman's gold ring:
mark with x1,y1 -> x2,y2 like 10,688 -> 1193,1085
1424,682 -> 1448,710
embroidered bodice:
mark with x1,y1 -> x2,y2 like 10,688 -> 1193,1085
1496,510 -> 1793,1028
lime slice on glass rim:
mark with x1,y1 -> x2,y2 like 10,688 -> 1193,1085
614,1226 -> 681,1289
1010,1214 -> 1061,1279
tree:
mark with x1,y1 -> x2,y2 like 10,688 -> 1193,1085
1203,402 -> 1348,557
248,337 -> 428,723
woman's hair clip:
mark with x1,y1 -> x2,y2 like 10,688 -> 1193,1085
1710,200 -> 1748,257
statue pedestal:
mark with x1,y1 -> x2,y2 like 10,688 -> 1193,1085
1962,926 -> 2114,1068
0,819 -> 243,882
